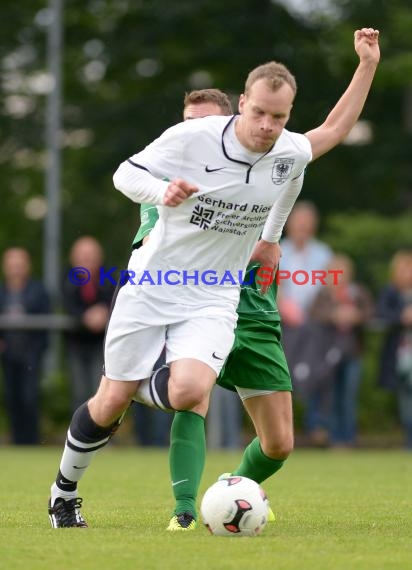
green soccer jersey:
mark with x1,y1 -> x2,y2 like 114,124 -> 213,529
238,264 -> 279,323
132,203 -> 160,248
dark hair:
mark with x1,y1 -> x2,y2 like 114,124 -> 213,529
183,89 -> 233,115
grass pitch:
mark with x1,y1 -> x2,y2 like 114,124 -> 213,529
0,446 -> 411,570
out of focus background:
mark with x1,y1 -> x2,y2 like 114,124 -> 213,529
1,0 -> 412,449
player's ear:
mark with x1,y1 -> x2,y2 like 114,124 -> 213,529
238,93 -> 245,113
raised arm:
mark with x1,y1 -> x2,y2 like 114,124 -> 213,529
305,28 -> 380,162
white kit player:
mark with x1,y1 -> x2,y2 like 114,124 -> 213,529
106,112 -> 311,383
47,28 -> 380,530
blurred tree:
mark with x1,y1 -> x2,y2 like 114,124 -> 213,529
0,0 -> 411,278
0,0 -> 46,270
322,211 -> 412,294
3,0 -> 411,438
301,0 -> 412,217
59,0 -> 319,264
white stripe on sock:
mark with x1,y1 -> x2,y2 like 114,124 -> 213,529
67,428 -> 111,450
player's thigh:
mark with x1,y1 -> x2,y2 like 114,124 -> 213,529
167,312 -> 236,377
95,375 -> 140,403
243,391 -> 294,456
219,323 -> 291,392
167,313 -> 236,413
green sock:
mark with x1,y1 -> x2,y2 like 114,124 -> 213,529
232,437 -> 285,484
169,411 -> 205,519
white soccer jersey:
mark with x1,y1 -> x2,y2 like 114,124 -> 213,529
113,115 -> 312,307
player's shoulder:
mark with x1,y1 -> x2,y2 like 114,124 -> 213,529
171,114 -> 231,130
183,114 -> 233,133
276,129 -> 312,161
160,115 -> 232,141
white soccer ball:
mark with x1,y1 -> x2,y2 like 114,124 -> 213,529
200,476 -> 268,537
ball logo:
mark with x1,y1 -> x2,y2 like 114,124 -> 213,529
225,476 -> 243,486
224,499 -> 253,533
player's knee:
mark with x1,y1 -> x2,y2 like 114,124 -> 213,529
107,392 -> 132,414
172,390 -> 205,411
262,433 -> 294,459
95,380 -> 134,416
169,378 -> 208,411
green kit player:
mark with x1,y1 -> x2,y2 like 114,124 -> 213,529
134,199 -> 288,530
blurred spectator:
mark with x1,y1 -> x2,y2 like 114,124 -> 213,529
309,254 -> 373,448
278,200 -> 333,445
376,250 -> 412,449
0,247 -> 50,444
278,200 -> 333,326
63,236 -> 114,411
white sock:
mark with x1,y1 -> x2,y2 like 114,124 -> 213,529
59,436 -> 99,483
133,377 -> 158,408
133,367 -> 172,411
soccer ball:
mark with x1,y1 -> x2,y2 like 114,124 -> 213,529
200,476 -> 268,537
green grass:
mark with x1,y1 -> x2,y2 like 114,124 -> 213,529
0,447 -> 412,570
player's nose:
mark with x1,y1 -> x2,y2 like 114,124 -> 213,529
260,116 -> 274,132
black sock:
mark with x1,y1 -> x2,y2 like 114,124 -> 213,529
153,346 -> 166,370
55,471 -> 77,492
69,401 -> 119,444
151,366 -> 172,410
55,402 -> 124,487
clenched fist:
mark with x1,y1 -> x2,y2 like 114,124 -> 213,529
163,178 -> 198,207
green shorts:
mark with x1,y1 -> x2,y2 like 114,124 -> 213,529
217,316 -> 292,393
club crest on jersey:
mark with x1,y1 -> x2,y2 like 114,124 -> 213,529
272,158 -> 294,185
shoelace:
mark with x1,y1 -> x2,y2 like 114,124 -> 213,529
53,497 -> 86,527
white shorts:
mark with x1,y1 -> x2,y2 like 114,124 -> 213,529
104,284 -> 237,381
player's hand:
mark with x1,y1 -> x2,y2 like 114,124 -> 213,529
354,28 -> 380,65
163,178 -> 198,207
249,240 -> 282,294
